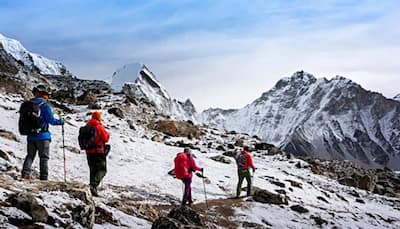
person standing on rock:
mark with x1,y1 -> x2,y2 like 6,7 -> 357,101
235,146 -> 256,198
20,85 -> 64,180
85,111 -> 110,196
174,147 -> 203,206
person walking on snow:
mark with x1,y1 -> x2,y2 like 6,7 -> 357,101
85,111 -> 110,196
21,85 -> 64,180
235,146 -> 256,198
174,147 -> 203,206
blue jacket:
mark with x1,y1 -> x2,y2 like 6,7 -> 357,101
27,97 -> 64,141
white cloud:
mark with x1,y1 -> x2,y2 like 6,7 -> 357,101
138,7 -> 400,111
3,1 -> 398,111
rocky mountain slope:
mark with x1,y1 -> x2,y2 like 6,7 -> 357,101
199,71 -> 400,170
0,90 -> 399,228
113,63 -> 196,121
1,34 -> 399,228
0,33 -> 68,76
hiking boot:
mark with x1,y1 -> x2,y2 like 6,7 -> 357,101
40,176 -> 48,181
21,172 -> 32,180
90,186 -> 99,197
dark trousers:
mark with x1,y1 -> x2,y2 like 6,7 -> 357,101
86,153 -> 107,189
237,169 -> 252,197
22,140 -> 50,180
182,178 -> 192,205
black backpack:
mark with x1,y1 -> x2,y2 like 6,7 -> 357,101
78,125 -> 97,150
18,100 -> 45,135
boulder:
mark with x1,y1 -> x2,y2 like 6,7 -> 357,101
210,155 -> 231,164
0,149 -> 10,161
216,145 -> 226,151
77,90 -> 97,105
151,135 -> 163,143
290,205 -> 309,214
223,151 -> 237,157
175,141 -> 200,151
149,120 -> 202,139
152,216 -> 180,229
268,147 -> 282,155
253,188 -> 289,205
11,193 -> 48,222
127,120 -> 136,130
0,129 -> 18,142
51,89 -> 76,103
108,107 -> 124,119
254,143 -> 274,151
152,206 -> 203,229
88,103 -> 101,110
285,179 -> 303,189
310,215 -> 328,226
2,180 -> 96,228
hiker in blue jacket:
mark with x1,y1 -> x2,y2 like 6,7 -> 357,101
21,85 -> 64,180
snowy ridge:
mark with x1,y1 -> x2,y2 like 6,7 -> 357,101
113,63 -> 196,121
200,71 -> 400,170
394,94 -> 400,102
0,33 -> 67,75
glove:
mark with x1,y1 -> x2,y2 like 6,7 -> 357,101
60,118 -> 65,125
252,168 -> 256,173
200,168 -> 204,172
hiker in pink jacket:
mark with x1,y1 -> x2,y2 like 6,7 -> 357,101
174,147 -> 203,206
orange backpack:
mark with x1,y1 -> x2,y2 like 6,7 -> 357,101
174,153 -> 189,179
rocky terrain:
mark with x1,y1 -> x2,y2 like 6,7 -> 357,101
0,33 -> 399,228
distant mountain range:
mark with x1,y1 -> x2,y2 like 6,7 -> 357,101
199,71 -> 400,170
1,33 -> 399,170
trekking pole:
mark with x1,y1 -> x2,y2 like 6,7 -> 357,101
202,170 -> 209,209
62,123 -> 66,182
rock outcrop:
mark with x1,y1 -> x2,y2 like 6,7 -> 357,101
152,206 -> 203,229
149,120 -> 202,139
0,175 -> 95,228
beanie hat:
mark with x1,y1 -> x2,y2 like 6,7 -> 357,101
32,85 -> 50,95
92,111 -> 102,121
184,147 -> 191,154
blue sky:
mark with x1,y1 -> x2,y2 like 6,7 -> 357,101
1,0 -> 399,110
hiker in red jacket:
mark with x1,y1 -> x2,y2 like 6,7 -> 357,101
174,147 -> 203,206
235,146 -> 256,197
86,111 -> 110,196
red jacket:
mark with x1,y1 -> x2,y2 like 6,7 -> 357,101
85,118 -> 110,154
241,150 -> 256,170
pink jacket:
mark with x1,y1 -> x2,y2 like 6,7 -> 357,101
187,154 -> 202,179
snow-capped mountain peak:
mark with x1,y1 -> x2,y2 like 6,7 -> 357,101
200,71 -> 400,170
0,33 -> 67,75
112,63 -> 196,121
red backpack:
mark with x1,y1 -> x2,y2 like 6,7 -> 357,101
174,153 -> 189,179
